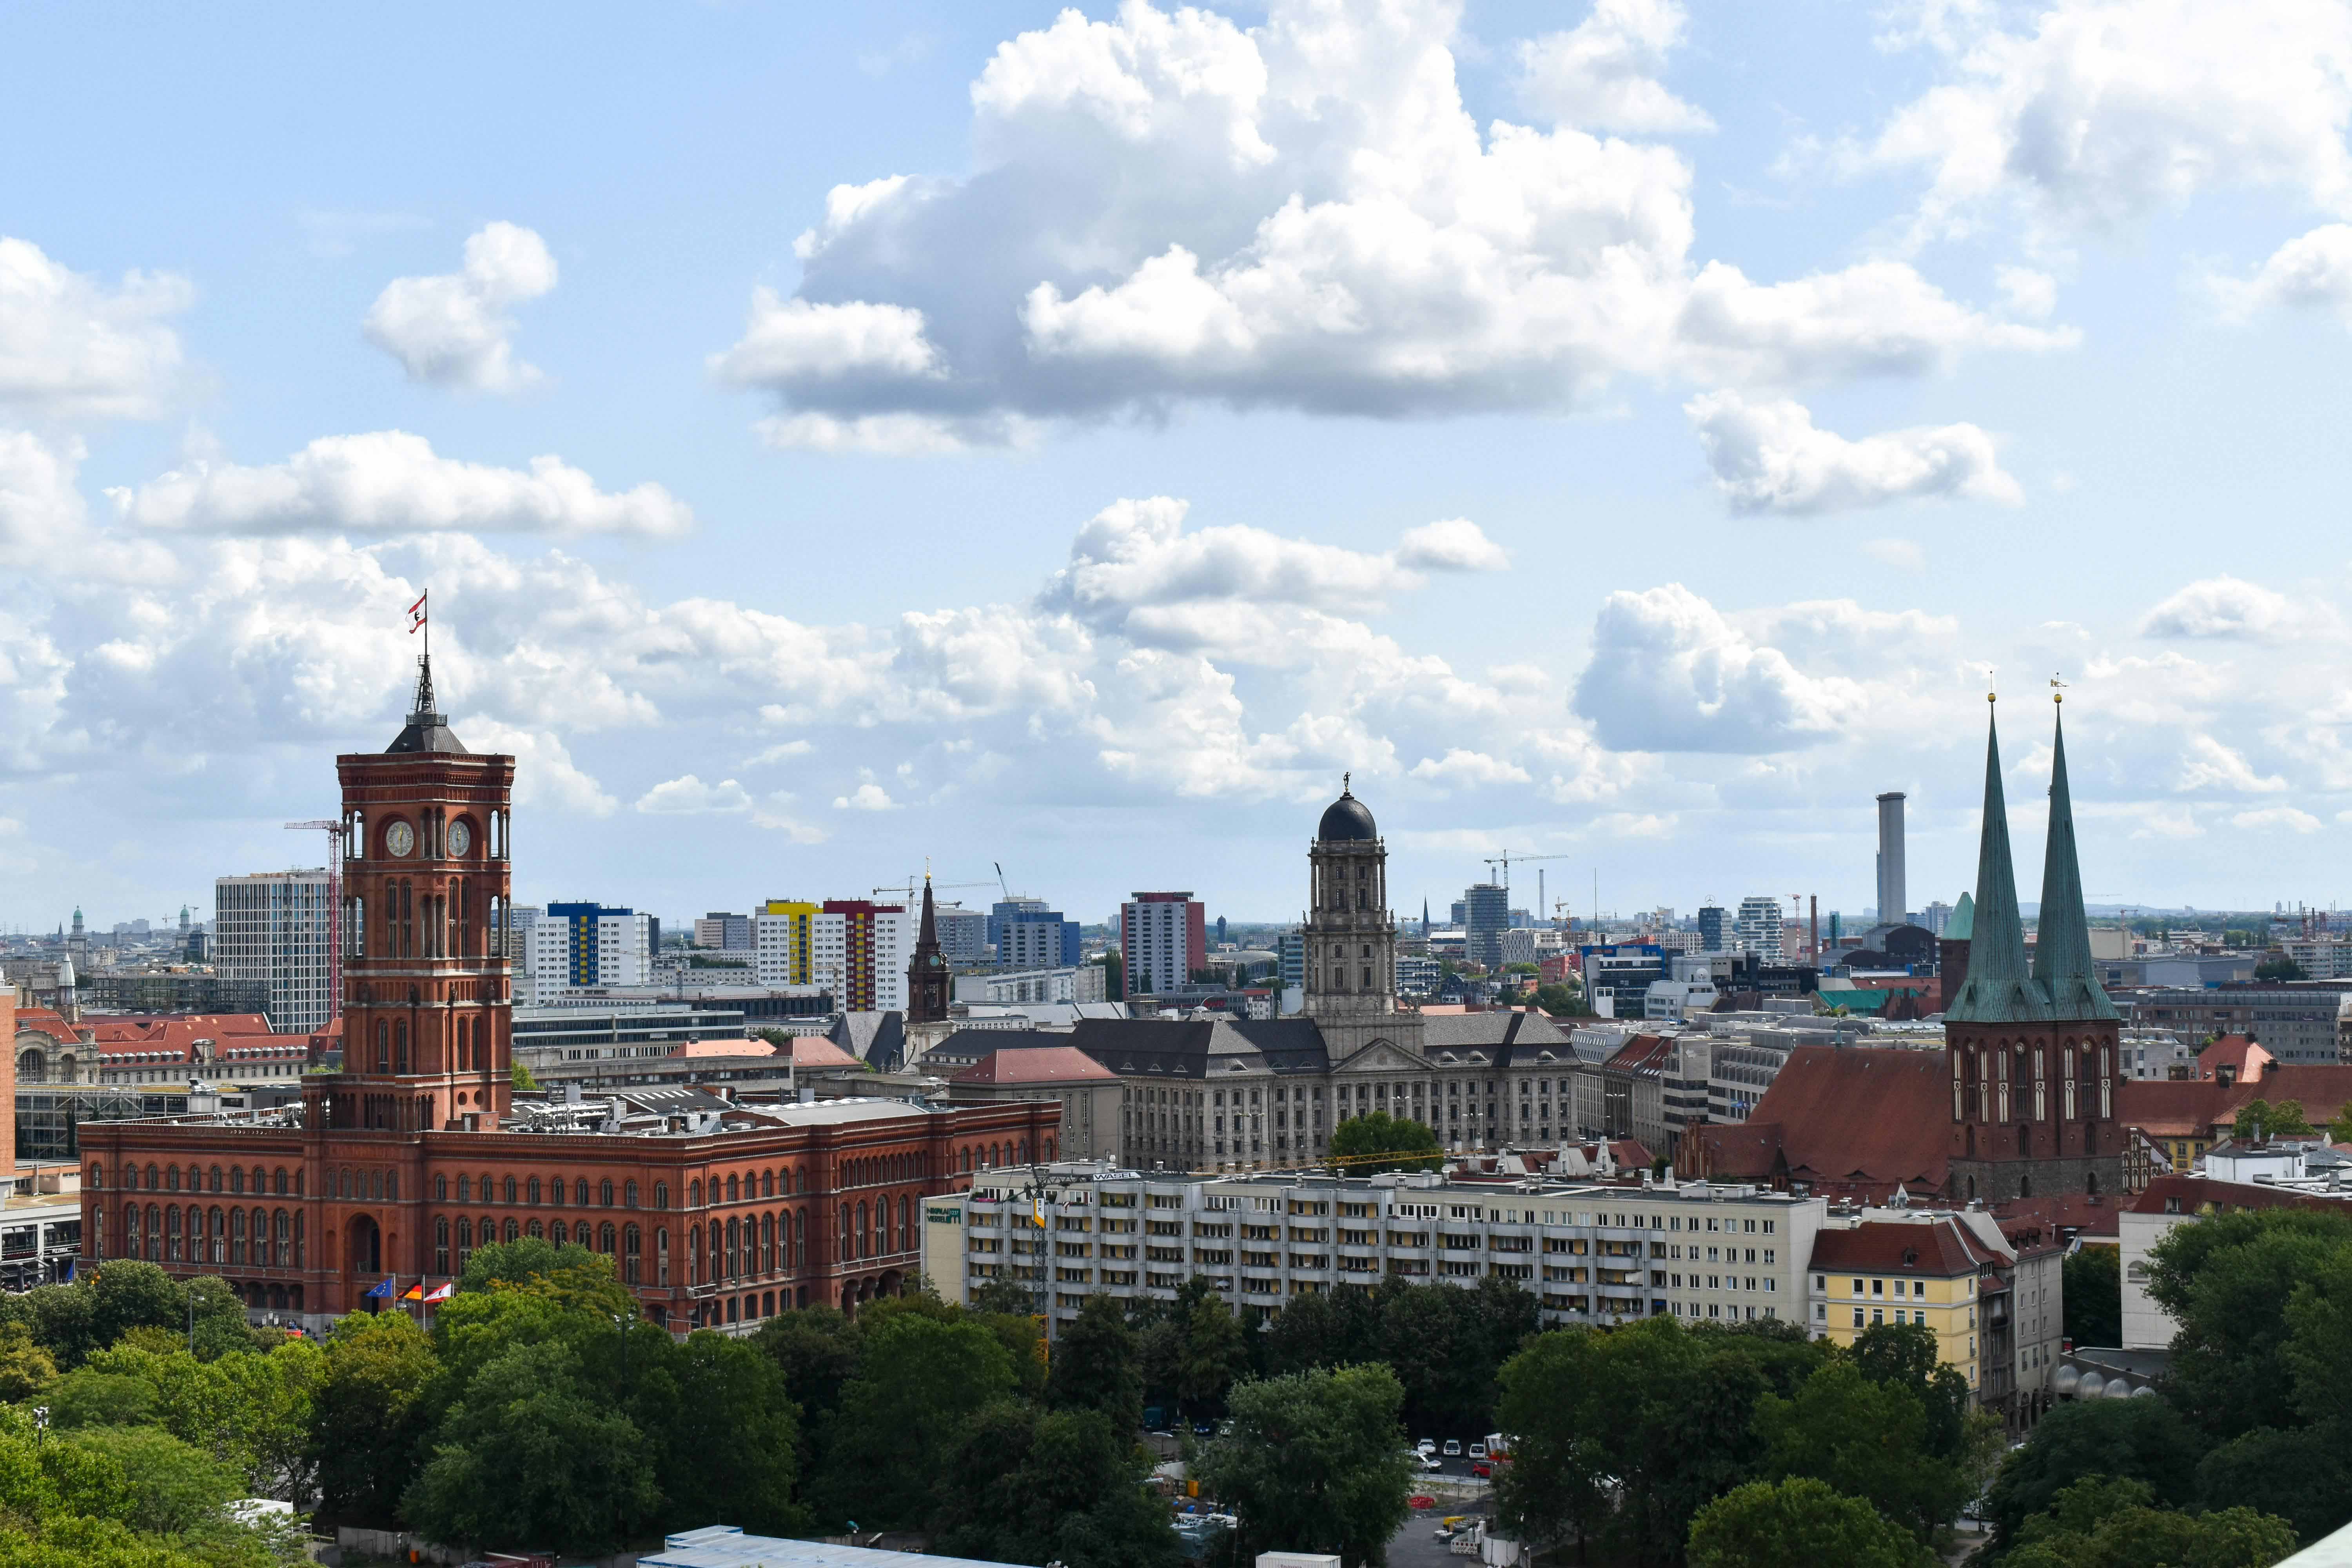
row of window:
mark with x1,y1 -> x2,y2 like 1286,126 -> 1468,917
97,1163 -> 302,1197
103,1204 -> 303,1268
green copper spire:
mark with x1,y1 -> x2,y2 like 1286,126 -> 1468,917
2032,700 -> 2120,1021
1944,699 -> 2050,1025
1944,890 -> 1975,942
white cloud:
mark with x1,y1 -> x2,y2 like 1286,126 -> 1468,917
2139,576 -> 2312,640
833,782 -> 897,811
110,430 -> 693,538
634,774 -> 753,814
2213,224 -> 2352,324
1517,0 -> 1714,133
1396,517 -> 1510,571
744,740 -> 815,766
1408,749 -> 1533,788
0,428 -> 87,557
713,0 -> 2062,442
1861,538 -> 1927,572
0,236 -> 189,422
1686,391 -> 2023,514
362,222 -> 558,392
1864,0 -> 2352,239
1572,582 -> 1864,752
453,719 -> 617,817
2232,805 -> 2322,833
2174,735 -> 2287,795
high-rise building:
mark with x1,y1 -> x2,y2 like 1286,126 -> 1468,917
526,902 -> 652,1003
1462,882 -> 1508,970
1449,900 -> 1467,928
1733,896 -> 1785,962
987,898 -> 1050,949
1121,892 -> 1204,998
1697,905 -> 1729,952
214,870 -> 334,1033
1876,791 -> 1907,928
932,905 -> 989,964
753,900 -> 821,986
754,898 -> 909,1010
1000,910 -> 1081,970
693,911 -> 751,951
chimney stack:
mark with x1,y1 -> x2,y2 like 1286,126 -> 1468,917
1876,792 -> 1907,927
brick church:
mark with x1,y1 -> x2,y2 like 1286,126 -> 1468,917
76,659 -> 1053,1330
1690,695 -> 2123,1206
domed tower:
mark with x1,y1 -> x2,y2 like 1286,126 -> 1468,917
1303,776 -> 1401,1056
317,655 -> 516,1133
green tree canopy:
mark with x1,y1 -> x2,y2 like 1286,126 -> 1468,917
2231,1097 -> 2314,1139
932,1402 -> 1181,1568
2063,1247 -> 2122,1349
819,1312 -> 1019,1530
1326,1112 -> 1441,1173
1045,1294 -> 1144,1434
1983,1399 -> 2207,1550
310,1311 -> 437,1529
1193,1365 -> 1416,1568
2147,1205 -> 2352,1439
1687,1476 -> 1930,1568
1755,1357 -> 1965,1543
2003,1475 -> 2297,1568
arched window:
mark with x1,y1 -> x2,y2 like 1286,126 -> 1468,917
761,1212 -> 775,1273
624,1224 -> 641,1284
657,1225 -> 671,1287
727,1174 -> 740,1202
148,1163 -> 160,1190
792,1209 -> 806,1267
146,1203 -> 162,1260
624,1180 -> 639,1209
575,1179 -> 589,1206
88,1163 -> 104,1191
480,1173 -> 494,1204
551,1175 -> 566,1207
857,1200 -> 871,1258
654,1181 -> 669,1210
690,1178 -> 703,1207
457,1216 -> 473,1259
434,1174 -> 448,1200
526,1218 -> 543,1239
552,1220 -> 568,1246
375,1019 -> 389,1073
273,1167 -> 287,1196
761,1171 -> 775,1198
503,1218 -> 519,1243
504,1176 -> 517,1204
394,1019 -> 408,1074
600,1179 -> 614,1208
228,1166 -> 243,1195
274,1209 -> 291,1267
899,1195 -> 910,1251
689,1223 -> 703,1285
457,1174 -> 471,1203
528,1176 -> 542,1204
230,1206 -> 247,1264
838,1206 -> 850,1261
435,1217 -> 450,1276
726,1217 -> 740,1279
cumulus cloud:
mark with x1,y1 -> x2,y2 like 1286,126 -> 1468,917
456,719 -> 618,817
2139,576 -> 2315,641
634,774 -> 753,814
1517,0 -> 1713,133
834,781 -> 897,811
109,430 -> 694,538
362,222 -> 558,392
1408,749 -> 1532,788
1863,0 -> 2352,238
1572,583 -> 1864,753
711,0 -> 2063,443
2213,224 -> 2352,324
2174,735 -> 2287,795
0,236 -> 189,422
1686,391 -> 2023,514
2232,805 -> 2322,833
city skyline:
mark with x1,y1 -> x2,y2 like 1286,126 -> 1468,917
9,2 -> 2352,928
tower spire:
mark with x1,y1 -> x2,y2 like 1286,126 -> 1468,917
1944,695 -> 2049,1024
2033,695 -> 2119,1020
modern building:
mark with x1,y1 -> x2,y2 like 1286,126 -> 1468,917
524,902 -> 653,1005
1462,883 -> 1508,971
1121,892 -> 1205,999
1733,897 -> 1786,962
951,966 -> 1107,1007
1396,953 -> 1441,998
1876,791 -> 1907,930
693,912 -> 751,951
79,972 -> 269,1016
922,1164 -> 1827,1333
986,898 -> 1051,951
931,904 -> 990,965
2121,984 -> 2352,1066
818,901 -> 910,1014
75,656 -> 1055,1330
1696,905 -> 1728,953
1579,943 -> 1666,1016
213,870 -> 334,1033
999,909 -> 1082,970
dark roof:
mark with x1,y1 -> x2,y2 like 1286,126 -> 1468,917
1945,706 -> 2047,1026
1810,1217 -> 1996,1276
829,1011 -> 908,1071
2127,1172 -> 2352,1218
1422,1009 -> 1575,1066
1317,788 -> 1377,842
385,656 -> 470,754
1070,1016 -> 1329,1078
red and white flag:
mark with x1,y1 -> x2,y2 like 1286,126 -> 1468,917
408,591 -> 428,634
423,1280 -> 454,1304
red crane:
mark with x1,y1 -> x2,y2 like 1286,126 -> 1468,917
285,818 -> 343,1024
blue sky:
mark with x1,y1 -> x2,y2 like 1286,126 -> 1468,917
6,0 -> 2352,932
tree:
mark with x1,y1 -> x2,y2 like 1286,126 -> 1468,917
1755,1359 -> 1965,1543
456,1237 -> 634,1318
509,1058 -> 540,1091
0,1323 -> 58,1403
640,1331 -> 803,1536
65,1425 -> 242,1538
819,1313 -> 1018,1530
1844,1320 -> 1969,1461
1326,1112 -> 1441,1174
1492,1327 -> 1611,1557
404,1338 -> 661,1556
1193,1365 -> 1416,1568
2063,1246 -> 2122,1348
2003,1475 -> 2298,1568
1046,1294 -> 1144,1433
2254,956 -> 2308,982
2147,1205 -> 2352,1439
2196,1425 -> 2352,1547
932,1403 -> 1181,1568
1687,1477 -> 1929,1568
967,1276 -> 1037,1315
310,1311 -> 437,1528
1176,1291 -> 1249,1417
1535,981 -> 1592,1017
1983,1398 -> 2207,1550
2330,1103 -> 2352,1144
752,1305 -> 860,1475
2231,1097 -> 2314,1140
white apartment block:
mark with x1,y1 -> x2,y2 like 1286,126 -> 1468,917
214,869 -> 334,1033
922,1166 -> 1825,1334
1733,896 -> 1786,962
952,966 -> 1108,1006
522,904 -> 652,1005
1122,895 -> 1196,998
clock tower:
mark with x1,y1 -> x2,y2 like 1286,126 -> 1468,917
318,656 -> 517,1132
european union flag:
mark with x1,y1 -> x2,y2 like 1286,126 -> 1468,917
363,1277 -> 397,1299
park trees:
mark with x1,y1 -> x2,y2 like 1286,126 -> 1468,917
1686,1477 -> 1931,1568
1326,1112 -> 1441,1173
1194,1365 -> 1416,1568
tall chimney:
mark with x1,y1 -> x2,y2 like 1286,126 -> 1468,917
1876,792 -> 1907,928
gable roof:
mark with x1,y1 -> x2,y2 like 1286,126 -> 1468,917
1689,1045 -> 1952,1196
1810,1216 -> 1998,1276
952,1047 -> 1119,1086
2118,1066 -> 2352,1138
784,1035 -> 866,1071
1069,1016 -> 1329,1078
82,1014 -> 279,1058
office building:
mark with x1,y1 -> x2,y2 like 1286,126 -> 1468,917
1875,791 -> 1907,929
524,902 -> 653,1004
1121,892 -> 1204,998
1733,897 -> 1785,962
213,870 -> 334,1033
1463,882 -> 1508,971
1697,905 -> 1728,952
932,904 -> 989,965
2123,985 -> 2352,1066
952,966 -> 1109,1007
1000,909 -> 1082,970
693,912 -> 751,951
987,898 -> 1051,949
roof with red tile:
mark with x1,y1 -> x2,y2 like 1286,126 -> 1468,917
2196,1033 -> 2274,1082
1601,1034 -> 1676,1077
952,1046 -> 1120,1085
2127,1172 -> 2352,1218
83,1014 -> 279,1059
1810,1216 -> 1998,1277
783,1036 -> 864,1071
2118,1066 -> 2352,1138
11,1007 -> 88,1043
1686,1045 -> 1953,1197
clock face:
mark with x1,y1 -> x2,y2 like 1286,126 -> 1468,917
447,819 -> 472,858
385,820 -> 415,858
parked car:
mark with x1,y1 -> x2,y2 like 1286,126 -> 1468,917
1470,1459 -> 1492,1479
1468,1442 -> 1487,1460
1443,1439 -> 1463,1456
1416,1438 -> 1437,1456
1421,1454 -> 1444,1472
1192,1419 -> 1215,1436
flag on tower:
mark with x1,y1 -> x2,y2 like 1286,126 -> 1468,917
408,591 -> 427,633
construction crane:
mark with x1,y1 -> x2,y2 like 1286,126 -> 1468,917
1480,851 -> 1575,902
285,818 -> 344,1024
870,879 -> 996,909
